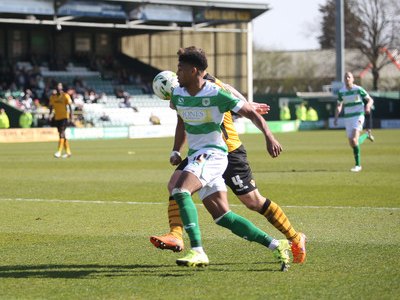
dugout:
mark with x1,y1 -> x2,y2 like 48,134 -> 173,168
0,0 -> 269,100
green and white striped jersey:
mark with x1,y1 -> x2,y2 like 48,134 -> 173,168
337,85 -> 369,118
171,81 -> 244,156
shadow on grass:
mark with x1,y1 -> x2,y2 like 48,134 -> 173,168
0,264 -> 186,279
0,261 -> 281,278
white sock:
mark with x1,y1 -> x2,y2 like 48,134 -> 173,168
268,239 -> 280,250
192,247 -> 204,253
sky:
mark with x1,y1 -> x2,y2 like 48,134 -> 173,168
253,0 -> 327,51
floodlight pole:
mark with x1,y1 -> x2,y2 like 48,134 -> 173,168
335,0 -> 344,82
247,21 -> 253,102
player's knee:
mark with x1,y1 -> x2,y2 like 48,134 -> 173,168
167,181 -> 175,194
168,171 -> 181,194
243,200 -> 259,211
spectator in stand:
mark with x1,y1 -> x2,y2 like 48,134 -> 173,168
97,92 -> 108,104
116,88 -> 131,108
0,108 -> 10,129
73,77 -> 86,95
67,87 -> 84,110
86,90 -> 98,104
32,99 -> 42,112
21,89 -> 34,111
36,74 -> 45,93
7,95 -> 20,109
100,112 -> 110,122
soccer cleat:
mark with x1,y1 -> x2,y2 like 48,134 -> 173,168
150,234 -> 184,252
273,239 -> 291,272
176,249 -> 209,267
62,153 -> 72,159
350,166 -> 362,172
367,129 -> 375,142
54,152 -> 61,158
291,232 -> 307,264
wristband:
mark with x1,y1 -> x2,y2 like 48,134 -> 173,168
170,150 -> 181,157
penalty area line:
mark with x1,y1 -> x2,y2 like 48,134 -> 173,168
0,197 -> 399,211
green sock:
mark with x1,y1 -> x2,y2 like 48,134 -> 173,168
359,133 -> 368,145
353,145 -> 360,166
216,211 -> 273,247
172,190 -> 202,248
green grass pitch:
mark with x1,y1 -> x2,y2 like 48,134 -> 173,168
0,129 -> 399,299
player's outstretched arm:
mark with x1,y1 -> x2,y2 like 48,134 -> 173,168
238,102 -> 282,158
251,102 -> 270,115
224,83 -> 270,115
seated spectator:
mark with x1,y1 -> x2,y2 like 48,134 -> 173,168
21,89 -> 34,111
68,88 -> 85,111
115,88 -> 130,102
86,90 -> 98,104
116,89 -> 133,109
97,92 -> 108,104
32,99 -> 41,111
99,112 -> 110,122
7,95 -> 21,109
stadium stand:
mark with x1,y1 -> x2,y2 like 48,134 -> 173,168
82,95 -> 175,127
0,55 -> 164,128
0,0 -> 270,129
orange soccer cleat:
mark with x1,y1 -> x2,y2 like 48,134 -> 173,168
150,233 -> 184,252
291,232 -> 307,263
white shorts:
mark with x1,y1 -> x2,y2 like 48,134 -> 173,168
184,150 -> 228,200
345,115 -> 365,138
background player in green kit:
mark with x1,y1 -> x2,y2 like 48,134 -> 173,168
334,72 -> 374,172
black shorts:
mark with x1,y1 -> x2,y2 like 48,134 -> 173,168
175,145 -> 256,196
54,119 -> 68,133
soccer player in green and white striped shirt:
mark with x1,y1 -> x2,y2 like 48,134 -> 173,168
169,46 -> 290,271
334,72 -> 374,172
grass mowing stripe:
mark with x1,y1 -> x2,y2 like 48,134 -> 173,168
0,197 -> 399,210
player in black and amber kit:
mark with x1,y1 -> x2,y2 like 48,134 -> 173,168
49,82 -> 73,158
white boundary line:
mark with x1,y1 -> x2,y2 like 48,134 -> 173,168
0,197 -> 163,206
0,197 -> 399,211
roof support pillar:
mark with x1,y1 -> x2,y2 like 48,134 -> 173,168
247,21 -> 253,102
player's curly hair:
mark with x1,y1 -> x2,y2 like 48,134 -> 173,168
177,46 -> 208,71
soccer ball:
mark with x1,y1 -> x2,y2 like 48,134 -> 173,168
152,71 -> 179,100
